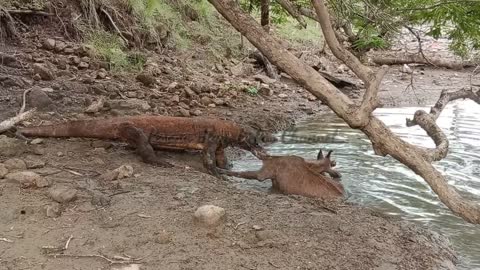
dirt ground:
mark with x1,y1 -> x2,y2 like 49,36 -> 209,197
0,4 -> 474,270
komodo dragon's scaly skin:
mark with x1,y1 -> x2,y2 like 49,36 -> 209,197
17,115 -> 277,176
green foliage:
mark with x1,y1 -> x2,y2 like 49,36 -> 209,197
330,0 -> 480,57
245,86 -> 258,96
86,30 -> 145,72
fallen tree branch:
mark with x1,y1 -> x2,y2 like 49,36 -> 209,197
0,88 -> 36,133
372,54 -> 475,70
5,9 -> 53,16
48,253 -> 141,265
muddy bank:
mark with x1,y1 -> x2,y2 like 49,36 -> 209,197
0,2 -> 464,269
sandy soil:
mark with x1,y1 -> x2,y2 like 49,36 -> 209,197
0,4 -> 471,270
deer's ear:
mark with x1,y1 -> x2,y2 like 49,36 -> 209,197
317,149 -> 324,160
326,150 -> 333,158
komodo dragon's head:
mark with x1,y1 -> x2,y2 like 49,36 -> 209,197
238,127 -> 277,157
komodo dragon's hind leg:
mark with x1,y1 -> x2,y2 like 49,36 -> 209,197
118,123 -> 173,168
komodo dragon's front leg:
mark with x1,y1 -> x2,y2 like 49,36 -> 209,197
118,123 -> 173,168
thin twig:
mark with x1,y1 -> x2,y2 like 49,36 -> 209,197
19,88 -> 32,114
64,235 -> 73,250
0,237 -> 13,243
6,9 -> 53,16
48,253 -> 141,265
99,7 -> 128,45
404,25 -> 436,67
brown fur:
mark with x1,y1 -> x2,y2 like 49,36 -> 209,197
219,150 -> 344,200
17,115 -> 276,175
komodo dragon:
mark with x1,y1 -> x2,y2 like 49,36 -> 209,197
16,115 -> 277,176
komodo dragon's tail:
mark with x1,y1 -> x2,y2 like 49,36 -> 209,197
18,119 -> 123,140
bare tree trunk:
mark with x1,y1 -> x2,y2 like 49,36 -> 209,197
207,0 -> 480,224
260,0 -> 270,32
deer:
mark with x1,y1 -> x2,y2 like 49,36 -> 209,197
219,149 -> 344,200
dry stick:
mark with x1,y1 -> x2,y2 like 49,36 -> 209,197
5,9 -> 53,16
48,253 -> 141,265
99,7 -> 129,45
404,25 -> 436,67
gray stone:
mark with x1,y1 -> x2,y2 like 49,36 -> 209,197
194,205 -> 226,227
0,164 -> 8,178
45,203 -> 61,218
33,63 -> 55,81
5,171 -> 42,187
3,158 -> 27,171
48,187 -> 78,203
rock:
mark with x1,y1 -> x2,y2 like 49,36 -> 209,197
136,73 -> 156,87
213,98 -> 224,105
45,203 -> 61,218
31,138 -> 44,145
5,171 -> 43,188
230,63 -> 244,76
54,41 -> 67,52
126,91 -> 137,98
64,48 -> 74,54
91,192 -> 111,207
96,70 -> 107,79
33,63 -> 55,81
28,87 -> 54,111
42,38 -> 56,50
33,74 -> 41,81
100,165 -> 133,181
336,64 -> 348,73
171,95 -> 180,103
108,99 -> 151,112
155,230 -> 172,244
48,187 -> 77,203
179,108 -> 190,117
184,87 -> 197,98
303,107 -> 314,114
308,96 -> 317,101
115,165 -> 134,179
401,64 -> 413,74
258,84 -> 273,96
167,82 -> 179,91
70,56 -> 81,65
192,109 -> 202,116
0,164 -> 8,178
24,155 -> 46,169
78,62 -> 89,69
35,177 -> 50,188
200,96 -> 212,106
3,158 -> 27,171
253,74 -> 276,84
194,205 -> 226,227
278,93 -> 288,98
0,135 -> 27,157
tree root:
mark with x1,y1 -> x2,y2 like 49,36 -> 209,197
0,8 -> 20,43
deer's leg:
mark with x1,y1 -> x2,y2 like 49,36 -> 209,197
215,146 -> 232,169
202,133 -> 220,177
218,169 -> 261,180
118,123 -> 173,168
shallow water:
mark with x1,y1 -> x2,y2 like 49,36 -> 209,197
232,100 -> 480,269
